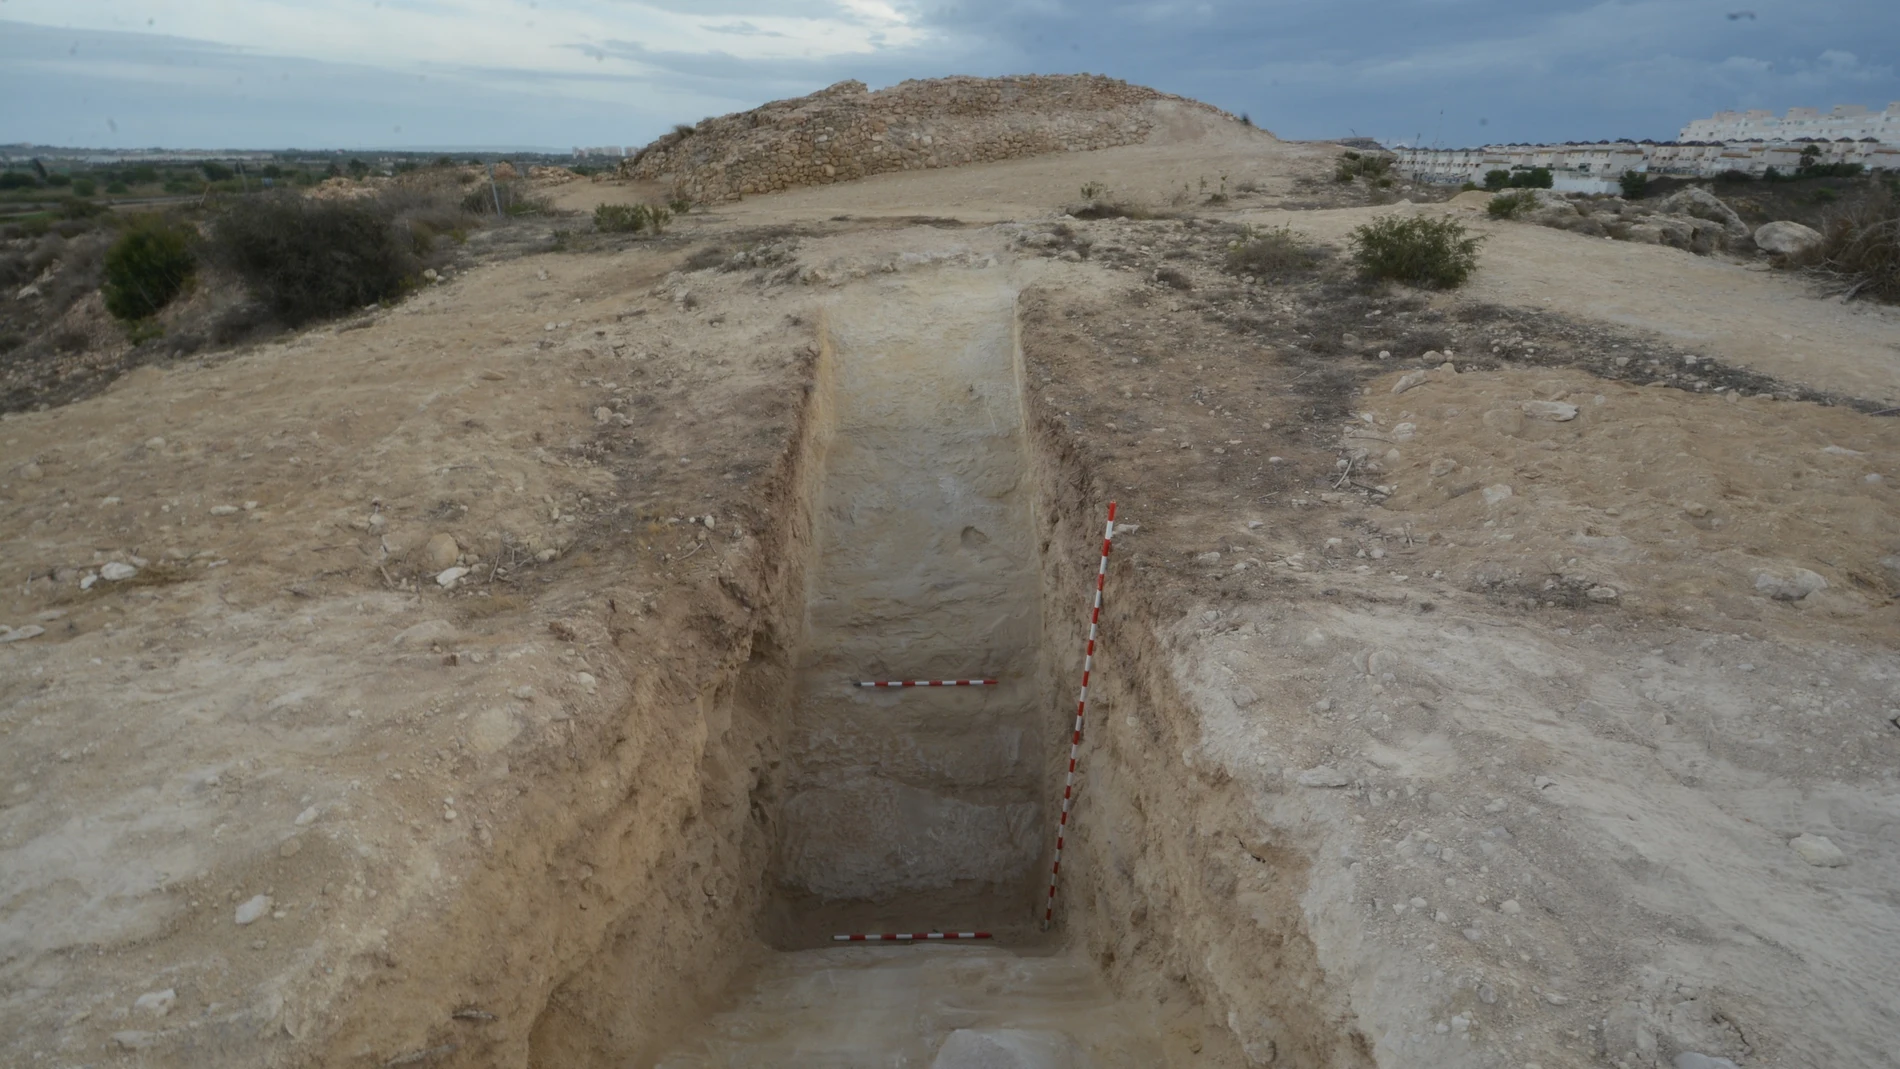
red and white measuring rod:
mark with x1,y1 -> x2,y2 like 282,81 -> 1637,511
1043,501 -> 1116,927
831,931 -> 992,942
853,679 -> 998,688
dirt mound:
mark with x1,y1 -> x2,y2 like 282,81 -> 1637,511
622,75 -> 1253,204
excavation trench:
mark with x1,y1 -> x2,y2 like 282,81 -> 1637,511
526,267 -> 1363,1068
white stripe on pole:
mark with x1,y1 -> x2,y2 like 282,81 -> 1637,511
1043,501 -> 1115,927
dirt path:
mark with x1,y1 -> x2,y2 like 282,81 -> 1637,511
1248,203 -> 1900,404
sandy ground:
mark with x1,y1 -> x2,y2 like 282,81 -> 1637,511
4,96 -> 1898,1069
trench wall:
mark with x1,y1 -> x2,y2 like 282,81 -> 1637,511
305,346 -> 836,1069
1018,301 -> 1374,1068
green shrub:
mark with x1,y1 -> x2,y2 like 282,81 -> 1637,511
202,162 -> 234,181
46,173 -> 72,188
1079,181 -> 1107,200
1715,169 -> 1753,184
1487,190 -> 1536,219
1225,224 -> 1320,279
460,180 -> 550,217
1335,153 -> 1394,184
594,203 -> 647,233
1348,215 -> 1483,288
72,178 -> 97,197
102,216 -> 197,321
1483,169 -> 1512,191
1510,167 -> 1554,189
208,194 -> 417,325
1619,170 -> 1648,199
0,172 -> 36,190
105,181 -> 129,194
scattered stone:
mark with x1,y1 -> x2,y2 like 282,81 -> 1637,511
395,619 -> 460,648
435,566 -> 470,588
1790,833 -> 1847,867
1231,686 -> 1259,708
1752,568 -> 1827,601
209,505 -> 240,516
112,1031 -> 156,1050
295,806 -> 321,826
1481,485 -> 1513,506
1462,927 -> 1483,942
133,989 -> 176,1017
1499,899 -> 1522,915
279,838 -> 302,858
1752,220 -> 1823,257
234,894 -> 272,926
1520,400 -> 1579,422
1586,586 -> 1619,601
0,625 -> 45,644
423,533 -> 461,571
1392,370 -> 1430,394
422,268 -> 439,282
100,562 -> 138,581
1196,551 -> 1222,565
1429,457 -> 1458,476
1297,765 -> 1350,788
575,671 -> 598,693
1675,1054 -> 1741,1069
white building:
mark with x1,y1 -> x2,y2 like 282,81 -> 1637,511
1394,137 -> 1900,191
1681,103 -> 1900,143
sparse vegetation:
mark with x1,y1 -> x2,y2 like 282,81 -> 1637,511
592,202 -> 674,235
1224,224 -> 1320,279
1079,181 -> 1107,201
461,180 -> 550,217
208,194 -> 418,325
1487,190 -> 1537,219
102,216 -> 197,322
1335,151 -> 1394,184
1809,185 -> 1899,303
1348,215 -> 1483,289
1619,170 -> 1648,199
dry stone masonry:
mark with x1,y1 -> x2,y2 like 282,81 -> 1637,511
621,75 -> 1235,203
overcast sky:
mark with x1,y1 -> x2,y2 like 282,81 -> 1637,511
2,0 -> 1896,152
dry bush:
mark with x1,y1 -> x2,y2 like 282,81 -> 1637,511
1487,190 -> 1537,219
1810,184 -> 1900,303
1224,224 -> 1321,279
208,193 -> 418,325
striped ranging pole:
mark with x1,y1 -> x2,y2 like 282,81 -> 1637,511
1042,501 -> 1116,927
832,931 -> 992,942
854,678 -> 998,688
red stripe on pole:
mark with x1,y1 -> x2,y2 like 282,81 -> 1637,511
831,932 -> 992,942
1043,501 -> 1115,926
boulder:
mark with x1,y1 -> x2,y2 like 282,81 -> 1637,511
1753,220 -> 1823,258
1655,187 -> 1749,241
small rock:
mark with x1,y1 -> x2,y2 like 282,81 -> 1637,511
422,268 -> 439,282
394,619 -> 459,648
100,562 -> 138,581
209,505 -> 240,516
435,566 -> 470,588
1297,765 -> 1350,788
1392,370 -> 1430,394
1586,586 -> 1619,601
1521,400 -> 1579,422
1196,551 -> 1222,565
112,1031 -> 156,1050
1429,457 -> 1458,476
0,625 -> 45,644
1481,484 -> 1513,506
1544,992 -> 1569,1005
1753,568 -> 1827,601
1674,1054 -> 1742,1069
575,671 -> 598,692
1790,833 -> 1847,867
234,894 -> 272,926
1462,927 -> 1483,942
295,805 -> 320,826
134,989 -> 176,1017
1499,898 -> 1522,915
423,533 -> 461,571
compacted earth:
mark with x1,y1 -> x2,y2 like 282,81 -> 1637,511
2,86 -> 1897,1069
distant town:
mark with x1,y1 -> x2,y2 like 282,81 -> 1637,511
1396,102 -> 1900,193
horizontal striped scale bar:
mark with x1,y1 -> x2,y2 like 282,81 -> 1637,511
853,679 -> 998,688
832,931 -> 992,942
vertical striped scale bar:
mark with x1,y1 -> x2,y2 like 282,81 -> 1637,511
853,679 -> 999,688
831,932 -> 992,942
1043,501 -> 1116,926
